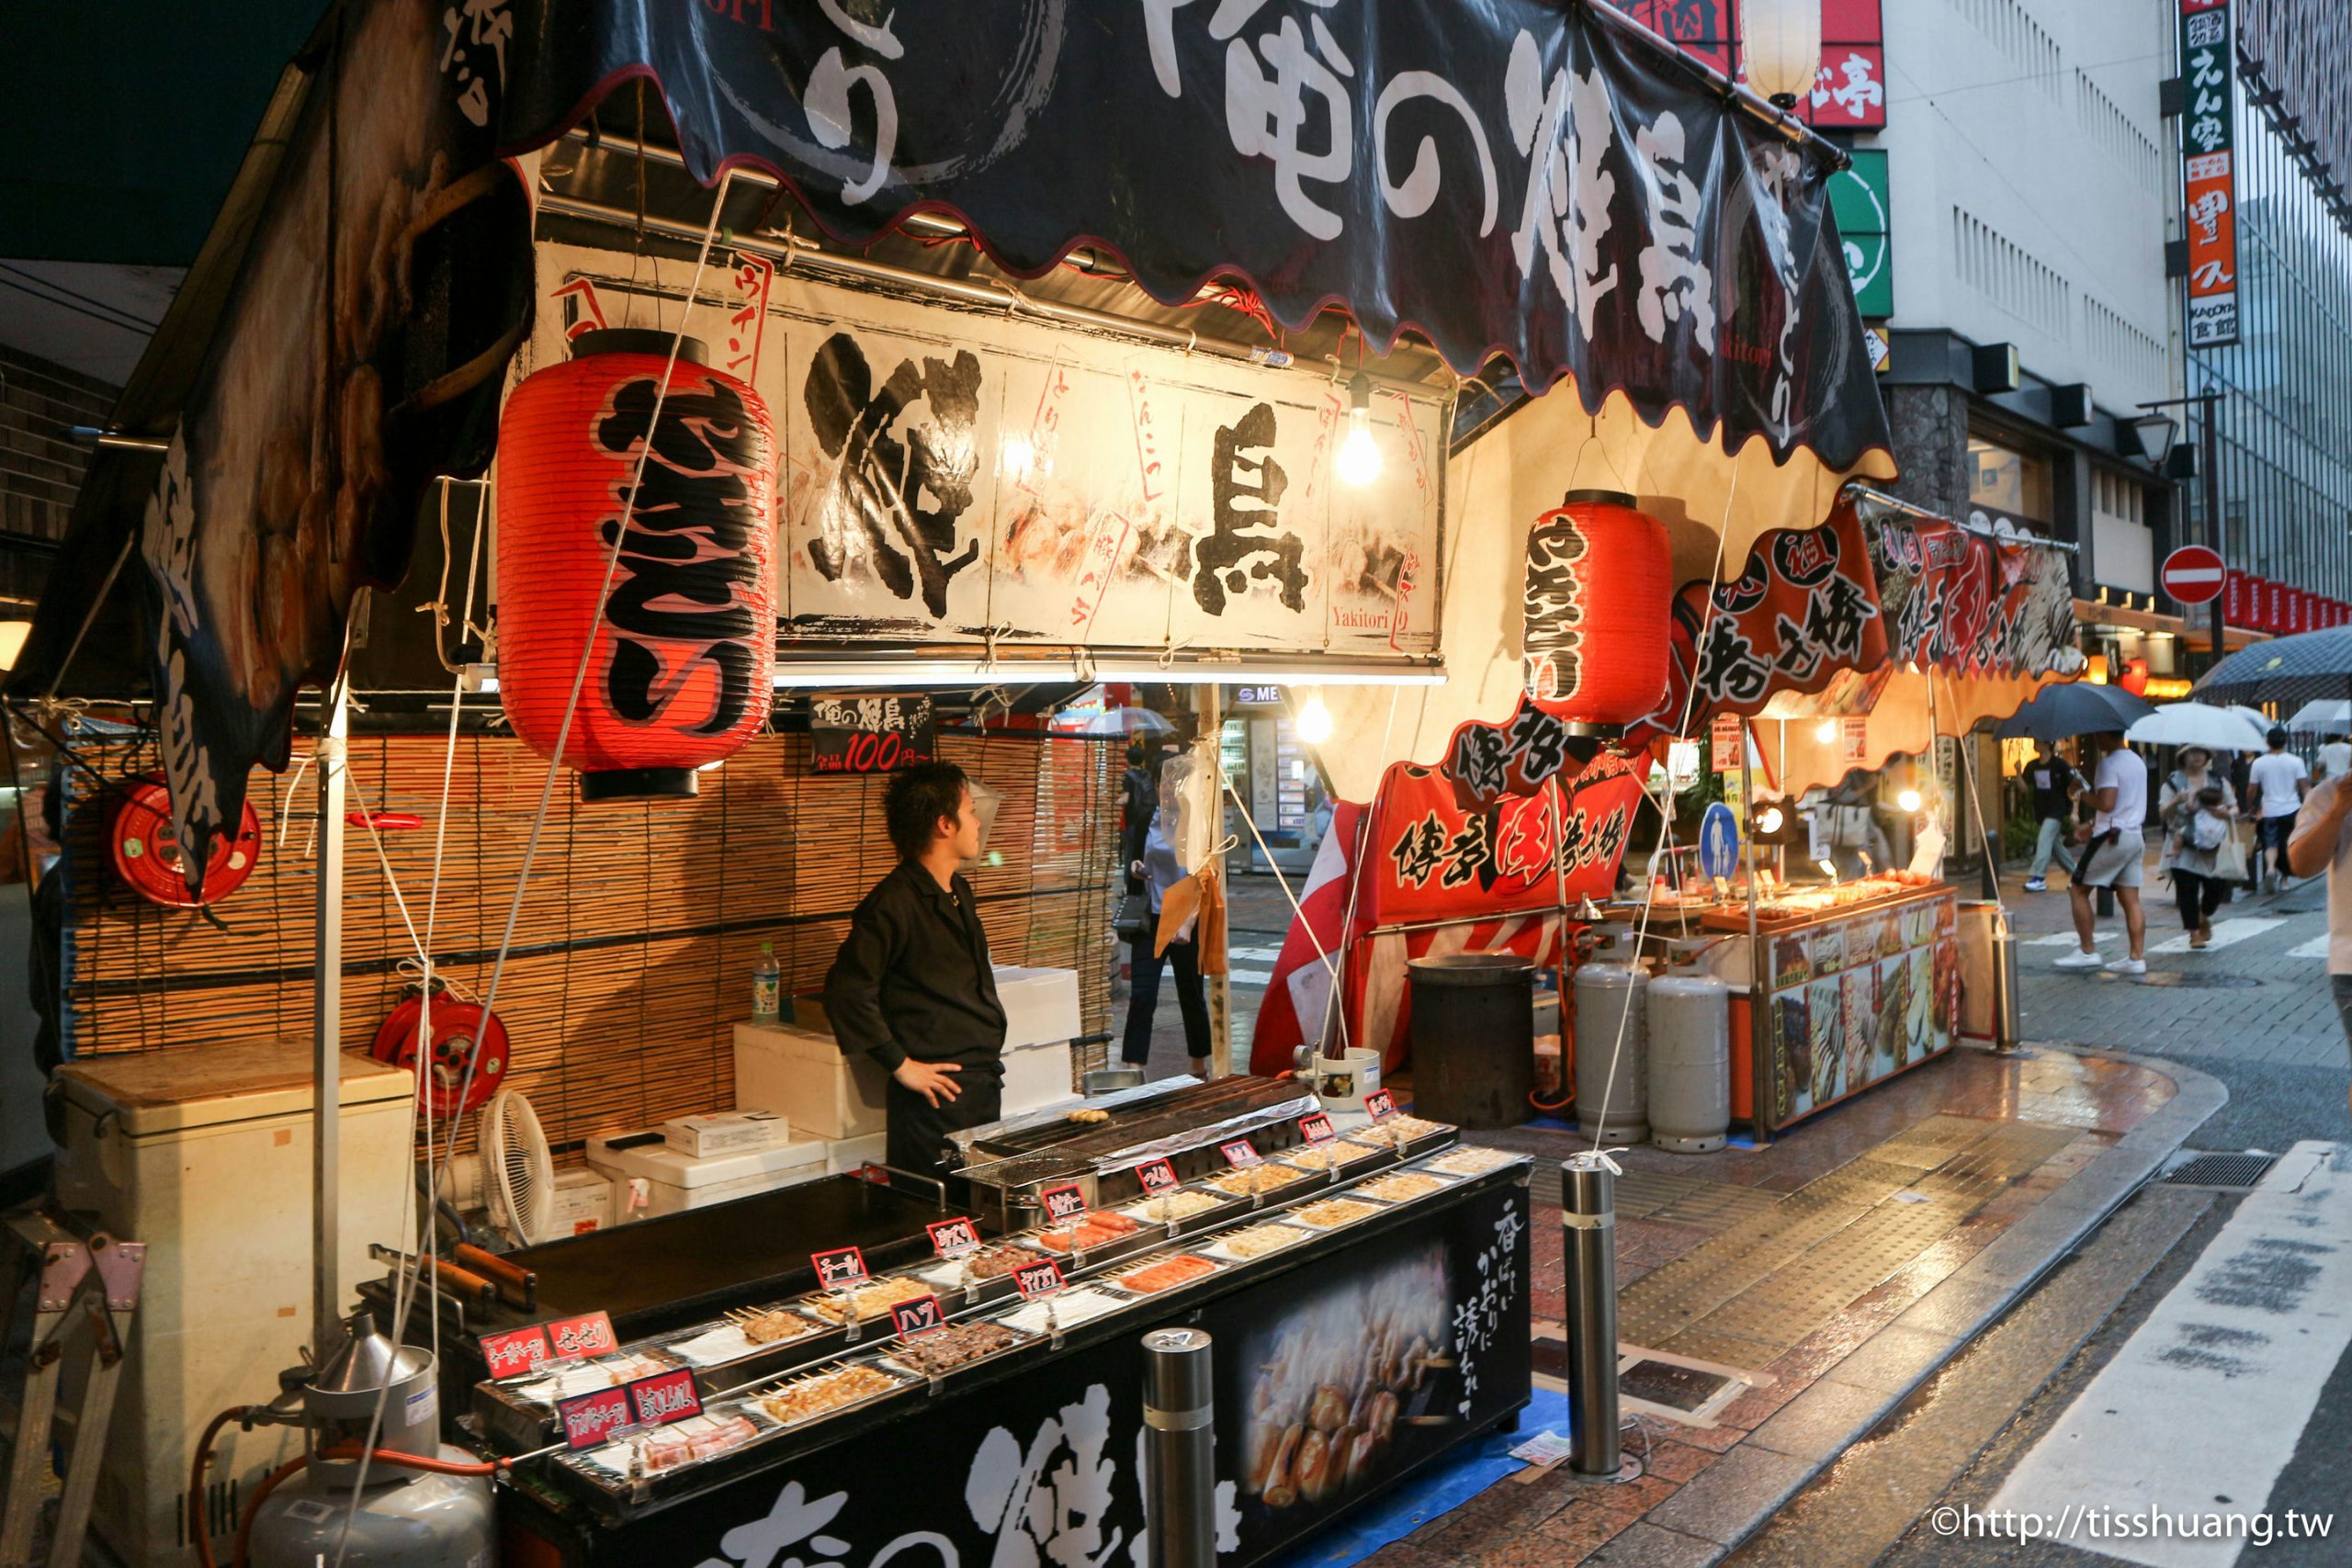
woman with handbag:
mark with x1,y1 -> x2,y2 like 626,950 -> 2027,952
2161,746 -> 2240,948
1119,799 -> 1210,1075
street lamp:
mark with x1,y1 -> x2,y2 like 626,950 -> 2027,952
2127,412 -> 2178,464
2137,391 -> 2224,662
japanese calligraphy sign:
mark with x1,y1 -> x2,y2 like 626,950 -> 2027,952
1363,1089 -> 1399,1123
2180,0 -> 2240,348
480,1325 -> 554,1381
1011,1258 -> 1067,1301
1133,1159 -> 1181,1196
1380,751 -> 1649,925
927,1217 -> 983,1259
1039,1184 -> 1089,1224
1298,1112 -> 1338,1146
813,1247 -> 870,1291
809,693 -> 936,775
557,1385 -> 633,1450
546,1312 -> 618,1360
626,1367 -> 706,1428
889,1293 -> 948,1340
1219,1138 -> 1264,1168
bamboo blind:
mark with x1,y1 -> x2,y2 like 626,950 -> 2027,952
60,730 -> 1123,1155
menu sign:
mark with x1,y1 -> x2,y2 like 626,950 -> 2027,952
2180,0 -> 2240,347
926,1217 -> 982,1258
890,1293 -> 947,1339
1363,1089 -> 1398,1123
1040,1183 -> 1089,1224
547,1312 -> 618,1360
480,1325 -> 554,1380
626,1368 -> 705,1427
1134,1158 -> 1181,1195
810,693 -> 937,775
1219,1138 -> 1263,1168
1012,1258 -> 1068,1300
557,1386 -> 633,1450
1298,1112 -> 1338,1145
813,1247 -> 870,1291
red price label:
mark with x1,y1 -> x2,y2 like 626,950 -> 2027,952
1298,1112 -> 1337,1145
890,1293 -> 947,1339
1012,1258 -> 1067,1300
480,1325 -> 554,1380
557,1386 -> 632,1450
812,1247 -> 870,1291
1040,1183 -> 1089,1224
625,1368 -> 704,1428
547,1312 -> 617,1360
1363,1089 -> 1398,1123
927,1217 -> 982,1259
1134,1158 -> 1180,1195
1219,1139 -> 1262,1168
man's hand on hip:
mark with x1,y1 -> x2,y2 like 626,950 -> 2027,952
893,1058 -> 963,1108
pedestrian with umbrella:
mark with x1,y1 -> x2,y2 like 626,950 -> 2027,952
2154,747 -> 2241,949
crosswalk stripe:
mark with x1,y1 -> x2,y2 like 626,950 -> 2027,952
2027,930 -> 2119,948
1226,968 -> 1273,986
1228,947 -> 1285,962
2290,935 -> 2333,960
2147,917 -> 2286,955
1989,1145 -> 2352,1568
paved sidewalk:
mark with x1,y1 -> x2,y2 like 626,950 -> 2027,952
1360,1042 -> 2222,1568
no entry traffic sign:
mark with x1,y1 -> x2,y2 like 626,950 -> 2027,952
2162,546 -> 2227,605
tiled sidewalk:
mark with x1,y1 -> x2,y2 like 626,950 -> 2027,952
1367,1043 -> 2220,1568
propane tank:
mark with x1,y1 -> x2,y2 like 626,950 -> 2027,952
246,1309 -> 495,1568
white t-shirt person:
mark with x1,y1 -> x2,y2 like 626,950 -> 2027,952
2250,750 -> 2310,818
2092,746 -> 2146,834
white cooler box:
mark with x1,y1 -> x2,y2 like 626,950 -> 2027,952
587,1129 -> 829,1221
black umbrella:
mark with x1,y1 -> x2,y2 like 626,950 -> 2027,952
2193,626 -> 2352,708
1995,682 -> 2157,741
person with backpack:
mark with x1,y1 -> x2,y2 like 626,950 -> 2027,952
2160,744 -> 2240,949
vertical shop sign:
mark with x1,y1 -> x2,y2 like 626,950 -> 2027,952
1828,150 -> 1893,318
2180,0 -> 2240,348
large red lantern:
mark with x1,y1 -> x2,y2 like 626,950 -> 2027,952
1521,489 -> 1674,731
496,330 -> 775,799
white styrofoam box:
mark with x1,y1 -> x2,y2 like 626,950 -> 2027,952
992,965 -> 1080,1050
733,1020 -> 889,1139
49,1042 -> 413,1568
1002,1038 -> 1077,1116
588,1129 -> 829,1223
822,1130 -> 890,1175
547,1167 -> 614,1238
659,1108 -> 790,1157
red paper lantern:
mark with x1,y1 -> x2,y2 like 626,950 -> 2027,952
496,330 -> 775,799
1521,489 -> 1674,731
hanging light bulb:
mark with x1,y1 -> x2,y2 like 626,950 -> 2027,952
1744,0 -> 1824,109
1815,719 -> 1839,743
1337,373 -> 1383,486
1756,803 -> 1786,836
1295,693 -> 1335,745
1897,787 -> 1923,813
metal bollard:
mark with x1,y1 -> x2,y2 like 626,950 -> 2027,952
1992,913 -> 2022,1053
1561,1155 -> 1621,1476
1142,1327 -> 1216,1568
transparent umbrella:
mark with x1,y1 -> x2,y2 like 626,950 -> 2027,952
2124,702 -> 2269,754
1065,706 -> 1176,737
2287,698 -> 2350,735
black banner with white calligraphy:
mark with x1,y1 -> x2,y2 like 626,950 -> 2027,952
498,0 -> 1890,470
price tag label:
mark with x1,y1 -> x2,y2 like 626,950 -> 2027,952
480,1325 -> 554,1380
1134,1158 -> 1180,1195
812,1247 -> 870,1291
625,1368 -> 704,1428
546,1312 -> 617,1361
1298,1112 -> 1337,1145
927,1217 -> 982,1259
1363,1089 -> 1398,1124
556,1386 -> 633,1450
1039,1183 -> 1089,1224
1219,1138 -> 1262,1168
1012,1258 -> 1067,1300
890,1293 -> 947,1339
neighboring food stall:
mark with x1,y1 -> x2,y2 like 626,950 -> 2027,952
6,1 -> 1894,1562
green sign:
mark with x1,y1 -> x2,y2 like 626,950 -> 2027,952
1829,150 -> 1892,320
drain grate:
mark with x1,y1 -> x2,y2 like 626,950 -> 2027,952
1620,1357 -> 1739,1414
2097,971 -> 2266,989
2161,1152 -> 2278,1190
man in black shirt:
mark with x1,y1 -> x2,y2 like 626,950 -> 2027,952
824,762 -> 1009,1177
2022,740 -> 2080,893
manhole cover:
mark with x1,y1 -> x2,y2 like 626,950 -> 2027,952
2094,971 -> 2266,989
1618,1357 -> 1739,1414
2161,1152 -> 2278,1190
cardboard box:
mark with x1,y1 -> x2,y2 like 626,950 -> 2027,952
659,1109 -> 790,1157
586,1129 -> 828,1223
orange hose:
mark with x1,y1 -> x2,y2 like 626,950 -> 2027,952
232,1454 -> 310,1568
190,1404 -> 267,1568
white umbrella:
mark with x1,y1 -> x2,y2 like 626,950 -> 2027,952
1066,705 -> 1175,737
2287,698 -> 2350,735
2124,702 -> 2270,754
2224,704 -> 2275,738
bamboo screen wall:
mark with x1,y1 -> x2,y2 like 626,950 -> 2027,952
58,729 -> 1123,1152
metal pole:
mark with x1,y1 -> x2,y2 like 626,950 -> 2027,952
313,679 -> 349,1355
1737,721 -> 1769,1144
1203,686 -> 1230,1078
1141,1327 -> 1216,1568
1561,1154 -> 1621,1476
2201,391 -> 2224,662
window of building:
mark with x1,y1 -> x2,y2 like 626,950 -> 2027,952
2090,467 -> 2154,593
1967,436 -> 2053,527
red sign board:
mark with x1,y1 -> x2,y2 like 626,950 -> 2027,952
546,1312 -> 618,1361
2180,0 -> 2241,347
481,1325 -> 555,1380
1363,1089 -> 1398,1123
2162,546 -> 2227,605
812,1247 -> 870,1290
1039,1183 -> 1089,1224
557,1385 -> 633,1450
1219,1138 -> 1262,1168
889,1293 -> 947,1339
1134,1158 -> 1181,1195
1298,1112 -> 1337,1145
626,1368 -> 705,1427
1012,1258 -> 1067,1300
926,1217 -> 982,1259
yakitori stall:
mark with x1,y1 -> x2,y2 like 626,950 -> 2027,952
7,2 -> 1896,1563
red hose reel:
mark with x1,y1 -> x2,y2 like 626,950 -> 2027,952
369,988 -> 510,1114
108,773 -> 263,908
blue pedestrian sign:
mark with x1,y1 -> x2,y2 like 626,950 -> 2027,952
1698,803 -> 1740,881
